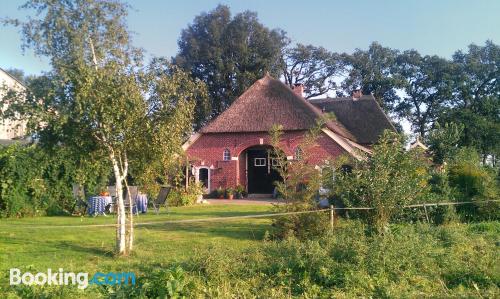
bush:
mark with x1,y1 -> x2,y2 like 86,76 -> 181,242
0,144 -> 108,217
183,221 -> 500,298
272,202 -> 329,240
168,181 -> 203,206
269,123 -> 329,240
448,148 -> 499,221
333,131 -> 430,233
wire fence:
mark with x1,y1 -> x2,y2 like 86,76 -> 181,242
2,199 -> 498,229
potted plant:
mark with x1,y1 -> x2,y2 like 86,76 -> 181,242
226,187 -> 235,200
216,187 -> 224,199
235,185 -> 246,199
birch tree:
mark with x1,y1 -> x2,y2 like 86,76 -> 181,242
3,0 -> 193,255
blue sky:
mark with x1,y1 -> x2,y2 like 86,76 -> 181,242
1,0 -> 499,75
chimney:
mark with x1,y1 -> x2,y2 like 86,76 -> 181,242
351,89 -> 362,100
292,83 -> 304,97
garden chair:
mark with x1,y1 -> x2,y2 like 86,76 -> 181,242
124,186 -> 139,215
152,186 -> 171,215
106,185 -> 117,214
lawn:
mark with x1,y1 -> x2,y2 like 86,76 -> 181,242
1,204 -> 499,298
0,204 -> 273,289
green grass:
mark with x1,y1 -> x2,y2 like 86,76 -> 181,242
0,204 -> 272,277
1,204 -> 499,298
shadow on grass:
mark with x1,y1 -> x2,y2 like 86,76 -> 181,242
161,210 -> 274,218
54,241 -> 114,258
140,221 -> 271,241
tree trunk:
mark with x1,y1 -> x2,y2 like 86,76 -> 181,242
124,179 -> 134,253
111,153 -> 126,255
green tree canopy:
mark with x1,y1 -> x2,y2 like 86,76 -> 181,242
340,42 -> 403,112
174,5 -> 287,127
282,44 -> 345,98
395,51 -> 455,136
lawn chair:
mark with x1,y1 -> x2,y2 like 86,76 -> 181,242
124,185 -> 138,215
107,185 -> 118,198
106,185 -> 118,214
152,186 -> 171,215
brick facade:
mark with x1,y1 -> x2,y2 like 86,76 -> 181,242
186,130 -> 346,192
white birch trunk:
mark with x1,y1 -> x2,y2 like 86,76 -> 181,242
124,179 -> 134,252
111,153 -> 126,255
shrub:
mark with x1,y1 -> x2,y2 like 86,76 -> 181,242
448,148 -> 499,221
168,181 -> 203,206
269,123 -> 330,240
333,131 -> 430,233
235,184 -> 246,198
0,144 -> 108,217
184,221 -> 500,298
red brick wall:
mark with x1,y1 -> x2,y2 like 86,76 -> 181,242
186,131 -> 345,192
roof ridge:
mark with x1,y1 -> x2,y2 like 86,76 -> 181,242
267,77 -> 357,141
199,75 -> 358,140
0,67 -> 27,88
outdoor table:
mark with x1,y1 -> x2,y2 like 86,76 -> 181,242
134,194 -> 148,214
88,196 -> 112,216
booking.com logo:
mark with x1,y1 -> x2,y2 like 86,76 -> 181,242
10,268 -> 136,289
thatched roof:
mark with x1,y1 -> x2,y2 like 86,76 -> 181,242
309,96 -> 395,145
201,75 -> 355,140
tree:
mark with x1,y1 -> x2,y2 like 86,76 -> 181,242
4,0 -> 197,255
4,68 -> 26,84
426,122 -> 464,164
395,51 -> 455,136
440,41 -> 500,162
341,42 -> 402,112
333,131 -> 429,234
133,58 -> 207,196
268,121 -> 331,239
174,5 -> 287,127
282,44 -> 344,98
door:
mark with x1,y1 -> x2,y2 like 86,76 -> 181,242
198,168 -> 209,192
247,148 -> 281,193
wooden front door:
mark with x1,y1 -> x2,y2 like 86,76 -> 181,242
247,148 -> 280,194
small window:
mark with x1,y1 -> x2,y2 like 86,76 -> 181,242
294,147 -> 303,160
254,158 -> 266,166
223,149 -> 231,161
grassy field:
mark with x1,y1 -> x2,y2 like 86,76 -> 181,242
0,204 -> 272,285
1,204 -> 499,298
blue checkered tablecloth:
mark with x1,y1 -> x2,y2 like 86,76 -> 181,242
134,194 -> 148,214
88,196 -> 112,216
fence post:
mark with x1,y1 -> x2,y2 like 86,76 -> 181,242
423,203 -> 430,223
330,205 -> 335,232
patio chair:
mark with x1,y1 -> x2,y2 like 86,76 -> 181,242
107,185 -> 118,198
124,185 -> 139,215
152,186 -> 171,215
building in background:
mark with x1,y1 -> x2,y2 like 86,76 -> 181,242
0,67 -> 27,145
183,75 -> 395,195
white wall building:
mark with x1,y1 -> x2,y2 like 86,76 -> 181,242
0,67 -> 27,143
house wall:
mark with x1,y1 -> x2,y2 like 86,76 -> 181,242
0,70 -> 26,140
186,130 -> 346,192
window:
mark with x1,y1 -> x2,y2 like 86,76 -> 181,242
223,148 -> 231,161
294,147 -> 303,160
254,158 -> 266,166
